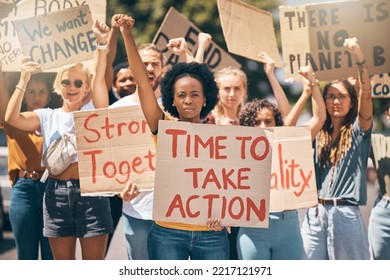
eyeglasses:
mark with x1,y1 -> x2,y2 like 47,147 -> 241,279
61,79 -> 85,88
325,94 -> 350,102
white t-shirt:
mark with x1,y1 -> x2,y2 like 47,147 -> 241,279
109,97 -> 153,220
35,100 -> 94,164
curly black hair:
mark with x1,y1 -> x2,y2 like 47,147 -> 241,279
160,62 -> 219,119
239,98 -> 284,127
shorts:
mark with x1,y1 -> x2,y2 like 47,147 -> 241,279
43,177 -> 113,238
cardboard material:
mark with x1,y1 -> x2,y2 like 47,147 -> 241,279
14,5 -> 94,71
280,0 -> 390,81
0,0 -> 106,71
74,105 -> 156,195
217,0 -> 281,67
153,7 -> 241,71
153,121 -> 318,227
371,73 -> 390,98
269,126 -> 318,211
153,121 -> 272,228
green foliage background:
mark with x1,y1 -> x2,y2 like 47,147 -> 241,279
106,0 -> 388,132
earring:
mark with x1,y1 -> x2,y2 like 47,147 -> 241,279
203,103 -> 206,107
172,103 -> 175,107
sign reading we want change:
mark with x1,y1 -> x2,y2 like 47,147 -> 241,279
0,0 -> 106,71
153,121 -> 317,228
13,5 -> 95,71
153,7 -> 241,71
280,0 -> 390,81
73,106 -> 156,195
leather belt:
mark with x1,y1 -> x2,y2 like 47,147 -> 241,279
18,170 -> 44,180
318,198 -> 356,206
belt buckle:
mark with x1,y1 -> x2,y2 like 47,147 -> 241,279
29,171 -> 40,180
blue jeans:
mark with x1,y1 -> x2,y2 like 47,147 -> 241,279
368,195 -> 390,260
147,222 -> 229,260
9,178 -> 53,260
122,213 -> 153,260
237,210 -> 304,260
301,204 -> 370,260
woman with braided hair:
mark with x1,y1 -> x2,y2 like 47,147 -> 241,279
301,38 -> 373,260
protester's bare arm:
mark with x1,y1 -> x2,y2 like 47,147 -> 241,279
105,14 -> 123,91
298,66 -> 326,141
194,33 -> 211,63
4,57 -> 41,131
0,65 -> 8,124
167,37 -> 194,63
91,19 -> 110,109
283,87 -> 310,127
258,52 -> 291,118
344,38 -> 372,131
119,15 -> 162,133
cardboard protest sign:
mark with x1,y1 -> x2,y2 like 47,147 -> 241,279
217,0 -> 281,67
153,7 -> 241,71
280,0 -> 390,81
153,120 -> 272,228
74,105 -> 156,195
269,126 -> 318,211
13,5 -> 94,71
371,73 -> 390,98
0,0 -> 106,71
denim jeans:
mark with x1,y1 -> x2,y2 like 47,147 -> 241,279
148,222 -> 229,260
237,210 -> 304,260
368,196 -> 390,260
43,178 -> 113,238
122,213 -> 153,260
9,178 -> 53,260
301,204 -> 370,260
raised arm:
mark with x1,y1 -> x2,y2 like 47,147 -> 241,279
91,19 -> 110,109
258,52 -> 291,118
297,66 -> 326,141
344,38 -> 372,131
4,57 -> 41,131
119,15 -> 163,133
105,14 -> 123,91
0,65 -> 8,125
167,37 -> 194,63
194,33 -> 211,63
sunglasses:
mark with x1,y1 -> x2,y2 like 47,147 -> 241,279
61,79 -> 85,88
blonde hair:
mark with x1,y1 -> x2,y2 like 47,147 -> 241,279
214,66 -> 247,121
53,63 -> 92,95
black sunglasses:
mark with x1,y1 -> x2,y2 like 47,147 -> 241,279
61,79 -> 84,88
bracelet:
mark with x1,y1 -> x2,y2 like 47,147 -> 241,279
97,44 -> 108,50
96,41 -> 108,50
356,60 -> 365,66
15,85 -> 25,92
309,79 -> 319,88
